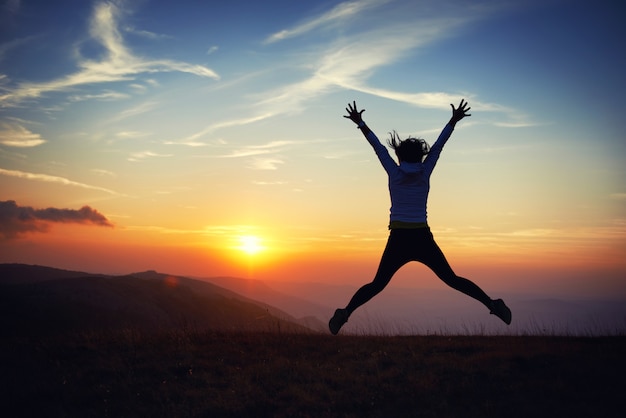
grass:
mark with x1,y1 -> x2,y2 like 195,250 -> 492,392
2,329 -> 625,417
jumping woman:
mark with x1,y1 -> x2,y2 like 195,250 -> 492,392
329,99 -> 511,335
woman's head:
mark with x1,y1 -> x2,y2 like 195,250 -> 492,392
387,130 -> 430,163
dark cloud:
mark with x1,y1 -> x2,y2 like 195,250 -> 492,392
0,200 -> 113,239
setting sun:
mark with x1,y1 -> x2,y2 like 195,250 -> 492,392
238,235 -> 264,256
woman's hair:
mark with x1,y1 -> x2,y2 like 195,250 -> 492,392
387,130 -> 430,163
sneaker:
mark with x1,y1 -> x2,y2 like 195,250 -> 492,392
329,308 -> 349,335
490,299 -> 512,325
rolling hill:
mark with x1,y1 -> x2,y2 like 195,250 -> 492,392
0,264 -> 321,336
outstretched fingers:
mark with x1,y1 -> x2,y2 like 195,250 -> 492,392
461,99 -> 471,112
461,99 -> 471,114
451,99 -> 471,117
344,101 -> 365,121
344,101 -> 355,118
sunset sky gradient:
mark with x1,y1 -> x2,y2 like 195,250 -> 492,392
1,0 -> 624,300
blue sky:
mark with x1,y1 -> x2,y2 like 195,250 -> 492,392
0,0 -> 625,296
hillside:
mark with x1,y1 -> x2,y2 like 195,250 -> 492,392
0,264 -> 317,336
202,275 -> 331,327
0,263 -> 105,284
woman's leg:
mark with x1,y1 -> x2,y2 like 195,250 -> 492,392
416,229 -> 492,308
345,230 -> 411,315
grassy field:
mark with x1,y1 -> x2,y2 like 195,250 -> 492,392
3,330 -> 625,417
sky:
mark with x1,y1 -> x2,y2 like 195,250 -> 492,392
1,0 -> 625,301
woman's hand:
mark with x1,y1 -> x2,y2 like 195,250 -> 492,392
450,99 -> 471,125
344,101 -> 365,125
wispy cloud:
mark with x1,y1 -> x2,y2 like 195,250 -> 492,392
213,140 -> 296,159
264,0 -> 388,44
115,130 -> 150,139
108,100 -> 159,122
0,199 -> 113,239
0,167 -> 121,195
177,3 -> 511,145
256,17 -> 469,117
349,85 -> 535,125
0,122 -> 46,147
67,90 -> 131,102
124,25 -> 173,40
0,1 -> 218,107
249,157 -> 285,170
127,150 -> 173,162
253,180 -> 288,185
91,168 -> 116,177
218,148 -> 272,158
0,35 -> 36,63
256,1 -> 537,132
169,113 -> 274,146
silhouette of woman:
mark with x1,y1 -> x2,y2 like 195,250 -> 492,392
329,99 -> 511,335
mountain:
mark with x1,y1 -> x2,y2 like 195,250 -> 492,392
0,264 -> 318,337
201,275 -> 331,328
0,263 -> 105,284
132,270 -> 327,332
210,278 -> 626,336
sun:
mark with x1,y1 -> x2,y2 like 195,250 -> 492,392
237,235 -> 264,256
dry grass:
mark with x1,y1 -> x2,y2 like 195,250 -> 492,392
2,329 -> 625,417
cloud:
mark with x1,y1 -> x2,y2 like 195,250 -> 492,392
0,122 -> 46,147
178,1 -> 524,145
343,86 -> 530,123
218,148 -> 272,158
249,157 -> 285,170
108,100 -> 159,122
124,25 -> 173,40
212,140 -> 296,159
127,150 -> 173,162
0,200 -> 113,239
257,18 -> 468,118
171,3 -> 504,147
91,168 -> 116,177
264,0 -> 388,44
0,167 -> 121,195
170,113 -> 274,146
253,180 -> 287,185
0,35 -> 36,63
67,90 -> 131,102
0,1 -> 219,107
115,130 -> 149,139
258,6 -> 530,127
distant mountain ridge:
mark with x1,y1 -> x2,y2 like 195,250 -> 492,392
5,264 -> 622,336
0,264 -> 323,336
0,263 -> 106,284
205,275 -> 332,324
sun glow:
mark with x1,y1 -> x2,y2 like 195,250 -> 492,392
237,235 -> 264,255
